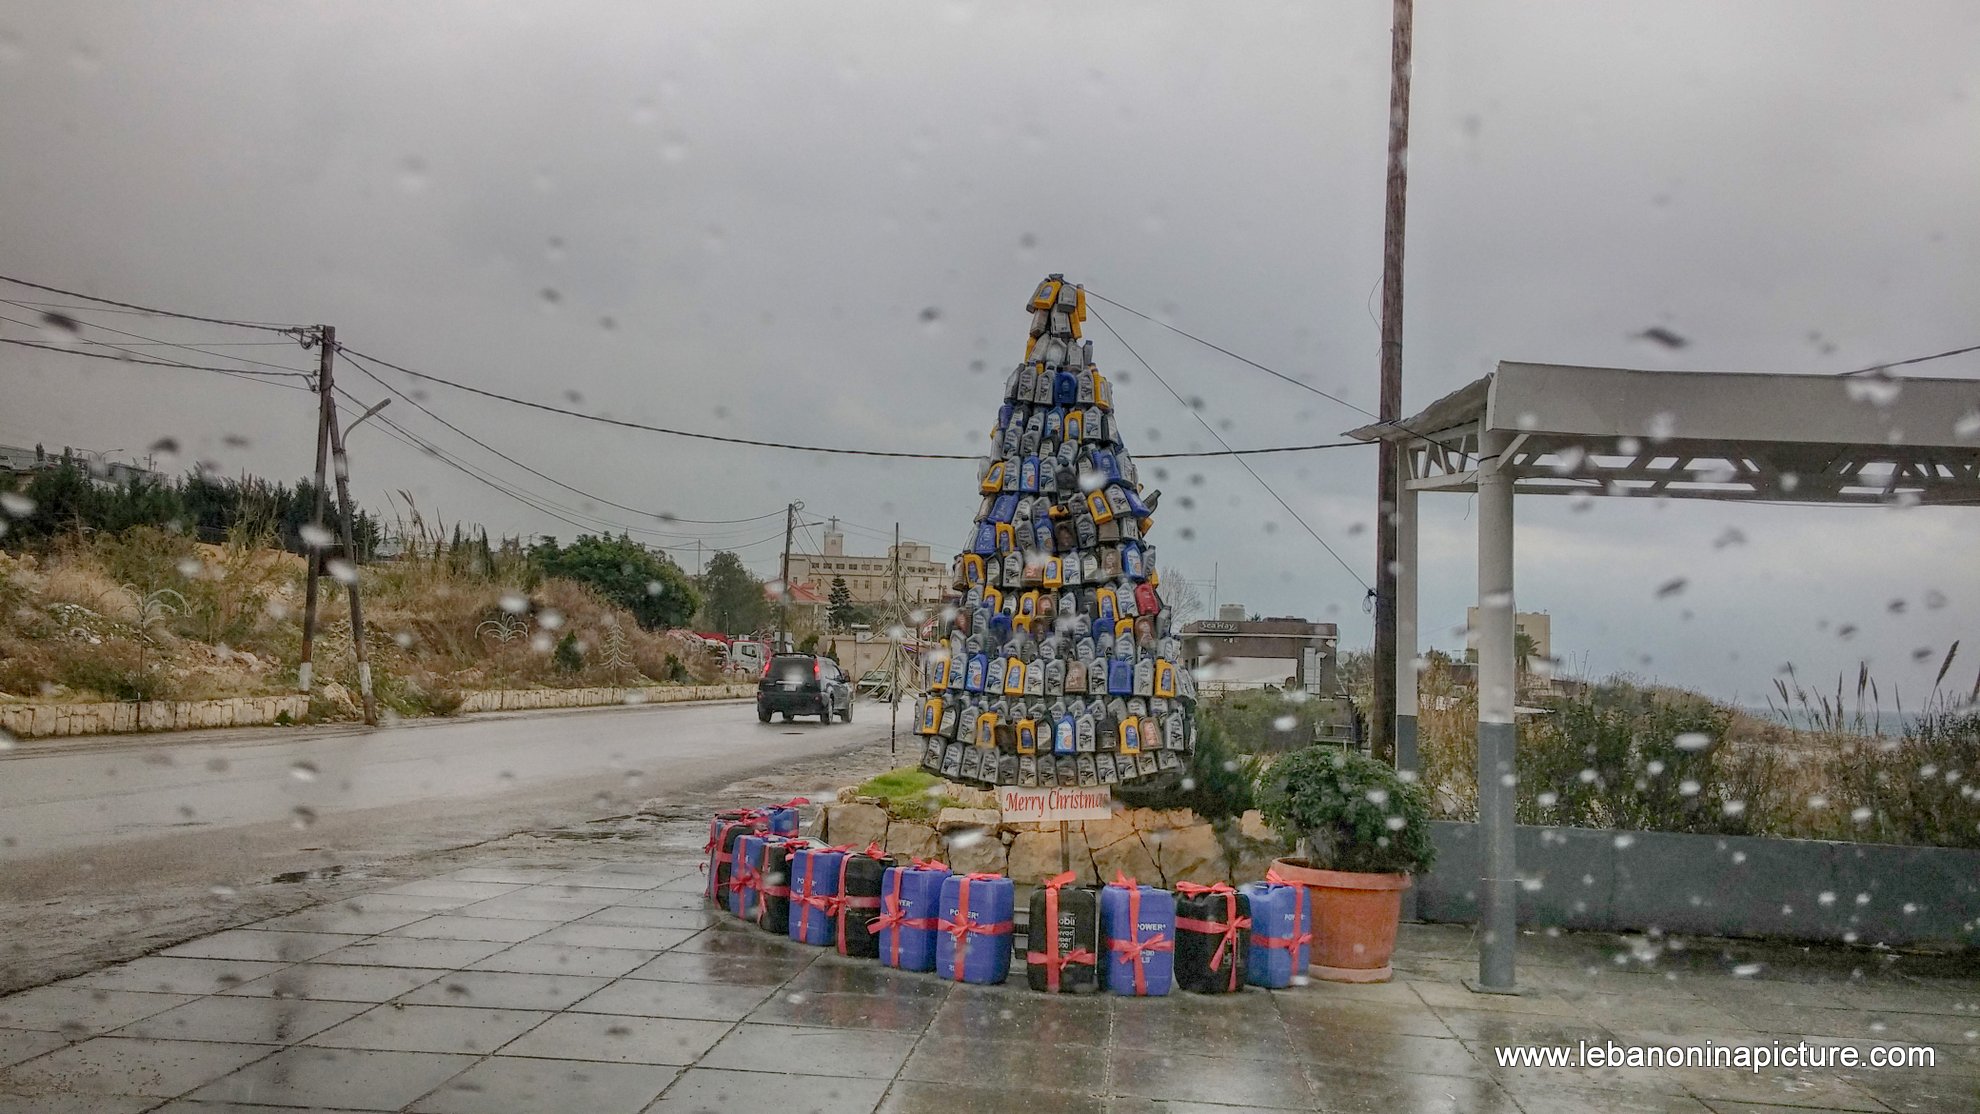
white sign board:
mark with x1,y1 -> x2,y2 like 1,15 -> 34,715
997,786 -> 1114,823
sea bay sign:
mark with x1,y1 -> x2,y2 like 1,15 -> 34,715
997,785 -> 1113,823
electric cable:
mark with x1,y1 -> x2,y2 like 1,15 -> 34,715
1090,306 -> 1372,593
0,274 -> 304,333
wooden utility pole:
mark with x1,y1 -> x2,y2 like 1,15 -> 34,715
322,357 -> 380,726
298,326 -> 335,693
888,521 -> 902,756
1372,0 -> 1414,764
776,501 -> 799,653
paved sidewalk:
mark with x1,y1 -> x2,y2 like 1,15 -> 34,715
0,821 -> 1973,1113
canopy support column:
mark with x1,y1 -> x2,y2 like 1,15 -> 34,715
1472,427 -> 1520,992
1394,444 -> 1421,922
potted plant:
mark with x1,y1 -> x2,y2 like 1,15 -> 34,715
1258,746 -> 1435,983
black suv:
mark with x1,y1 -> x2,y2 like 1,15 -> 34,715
756,654 -> 852,724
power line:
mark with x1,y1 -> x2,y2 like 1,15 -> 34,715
1838,342 -> 1980,377
0,333 -> 314,385
339,342 -> 1367,461
1085,289 -> 1377,418
0,297 -> 317,377
336,348 -> 788,540
1091,306 -> 1372,593
0,274 -> 304,333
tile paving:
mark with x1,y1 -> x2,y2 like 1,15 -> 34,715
0,827 -> 1973,1112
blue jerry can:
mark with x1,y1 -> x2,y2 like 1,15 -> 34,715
933,874 -> 1015,985
729,833 -> 769,922
877,864 -> 951,972
1101,877 -> 1175,996
787,847 -> 847,947
1240,881 -> 1313,988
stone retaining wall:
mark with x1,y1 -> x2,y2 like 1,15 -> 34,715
0,683 -> 755,739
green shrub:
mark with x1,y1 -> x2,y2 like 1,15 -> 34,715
1258,746 -> 1436,874
552,632 -> 584,673
1116,716 -> 1261,821
1823,709 -> 1980,849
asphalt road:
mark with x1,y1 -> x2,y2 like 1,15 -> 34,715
0,698 -> 906,990
0,699 -> 889,865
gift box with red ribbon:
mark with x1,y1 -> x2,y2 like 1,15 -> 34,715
1025,871 -> 1100,993
1101,872 -> 1174,996
875,860 -> 950,972
1174,882 -> 1252,994
764,797 -> 810,837
835,844 -> 891,959
1240,872 -> 1314,988
756,837 -> 808,935
728,833 -> 770,923
934,872 -> 1015,985
703,810 -> 767,906
787,845 -> 850,947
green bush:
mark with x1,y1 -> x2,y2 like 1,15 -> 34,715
1258,746 -> 1436,874
552,632 -> 584,673
1116,716 -> 1260,821
1823,709 -> 1980,849
530,534 -> 699,630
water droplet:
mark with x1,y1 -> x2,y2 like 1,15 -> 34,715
326,559 -> 356,585
1844,371 -> 1903,407
300,523 -> 333,548
398,156 -> 429,194
1731,962 -> 1763,977
499,594 -> 528,614
1679,779 -> 1700,797
538,609 -> 565,631
1613,833 -> 1635,849
1850,806 -> 1873,823
289,761 -> 319,782
1655,578 -> 1688,599
0,491 -> 35,517
291,806 -> 318,829
1675,732 -> 1712,751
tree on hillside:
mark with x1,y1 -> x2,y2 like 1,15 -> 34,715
530,533 -> 698,629
698,550 -> 770,635
827,576 -> 856,631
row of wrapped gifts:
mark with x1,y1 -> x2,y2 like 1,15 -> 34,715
705,811 -> 1314,995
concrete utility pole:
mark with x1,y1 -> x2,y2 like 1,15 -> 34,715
322,353 -> 382,727
298,326 -> 335,693
888,521 -> 902,756
1372,0 -> 1414,764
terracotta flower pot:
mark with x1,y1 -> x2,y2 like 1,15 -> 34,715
1270,856 -> 1410,983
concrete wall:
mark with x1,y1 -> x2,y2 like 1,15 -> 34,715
0,684 -> 755,740
1415,820 -> 1980,950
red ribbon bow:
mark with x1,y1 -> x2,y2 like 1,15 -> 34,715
1024,870 -> 1092,993
937,873 -> 1014,982
770,797 -> 811,809
792,849 -> 841,944
859,842 -> 889,860
911,857 -> 949,871
873,863 -> 943,966
1174,881 -> 1252,991
1255,869 -> 1314,963
835,892 -> 884,955
1106,872 -> 1172,995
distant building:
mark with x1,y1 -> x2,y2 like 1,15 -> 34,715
1464,609 -> 1552,664
785,523 -> 947,607
0,443 -> 164,486
1181,613 -> 1340,695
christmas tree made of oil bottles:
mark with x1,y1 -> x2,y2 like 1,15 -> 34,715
914,274 -> 1197,789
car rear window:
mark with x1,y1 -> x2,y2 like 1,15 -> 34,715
768,655 -> 814,681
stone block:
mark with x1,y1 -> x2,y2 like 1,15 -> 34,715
943,828 -> 1008,876
1239,809 -> 1274,842
885,821 -> 941,863
1151,822 -> 1225,887
1091,830 -> 1160,887
822,803 -> 890,849
934,807 -> 1000,833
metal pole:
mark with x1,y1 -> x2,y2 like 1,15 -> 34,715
1371,0 -> 1414,766
298,326 -> 334,693
1394,443 -> 1421,921
324,385 -> 379,726
1472,427 -> 1518,992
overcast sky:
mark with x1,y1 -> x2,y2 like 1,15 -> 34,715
2,1 -> 1975,707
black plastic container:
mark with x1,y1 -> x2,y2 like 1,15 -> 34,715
1174,886 -> 1251,994
836,853 -> 889,958
1025,882 -> 1101,993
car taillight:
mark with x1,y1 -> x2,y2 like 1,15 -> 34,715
761,659 -> 772,678
813,660 -> 821,678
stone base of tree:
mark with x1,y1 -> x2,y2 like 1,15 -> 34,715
816,782 -> 1289,891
